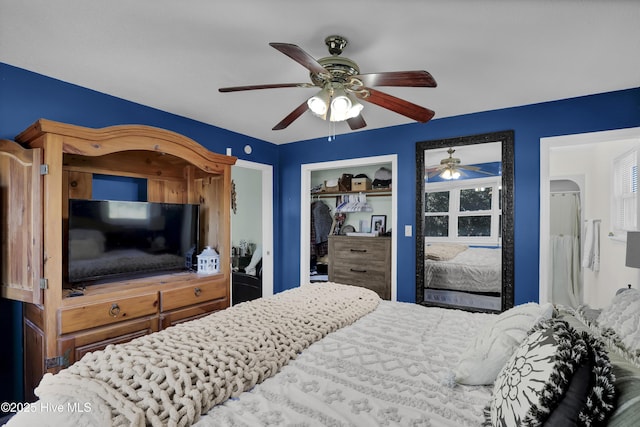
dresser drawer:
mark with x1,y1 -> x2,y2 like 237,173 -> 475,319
331,271 -> 390,300
331,257 -> 388,276
160,278 -> 227,312
60,293 -> 159,334
331,237 -> 388,262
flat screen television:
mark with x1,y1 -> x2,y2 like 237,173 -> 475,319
67,199 -> 200,284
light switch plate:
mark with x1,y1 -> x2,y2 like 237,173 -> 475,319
404,225 -> 412,237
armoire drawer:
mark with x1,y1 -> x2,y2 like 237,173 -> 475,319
160,299 -> 228,329
60,293 -> 159,334
160,278 -> 227,312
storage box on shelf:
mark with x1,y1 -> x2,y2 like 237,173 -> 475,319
351,177 -> 372,191
0,119 -> 236,400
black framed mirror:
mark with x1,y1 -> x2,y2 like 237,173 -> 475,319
416,131 -> 514,312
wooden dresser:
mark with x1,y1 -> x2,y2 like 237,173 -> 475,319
328,235 -> 391,300
0,119 -> 236,400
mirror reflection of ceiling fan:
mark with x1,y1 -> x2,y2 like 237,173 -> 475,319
426,148 -> 495,180
219,35 -> 437,130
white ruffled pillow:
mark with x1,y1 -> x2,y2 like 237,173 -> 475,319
453,302 -> 555,385
597,288 -> 640,353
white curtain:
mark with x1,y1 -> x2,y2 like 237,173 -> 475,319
550,192 -> 582,307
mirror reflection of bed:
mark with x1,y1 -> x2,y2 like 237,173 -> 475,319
425,242 -> 502,310
416,131 -> 515,312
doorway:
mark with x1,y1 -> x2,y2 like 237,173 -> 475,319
231,160 -> 274,298
540,127 -> 640,307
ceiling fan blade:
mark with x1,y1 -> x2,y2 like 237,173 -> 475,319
459,165 -> 496,175
347,114 -> 367,130
219,83 -> 312,92
354,71 -> 437,88
427,170 -> 443,178
272,101 -> 309,130
269,42 -> 330,75
357,88 -> 435,123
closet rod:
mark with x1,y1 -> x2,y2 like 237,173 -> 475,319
312,193 -> 390,199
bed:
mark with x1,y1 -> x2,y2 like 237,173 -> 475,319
424,244 -> 501,294
4,283 -> 639,427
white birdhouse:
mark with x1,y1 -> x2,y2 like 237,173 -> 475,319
197,246 -> 220,274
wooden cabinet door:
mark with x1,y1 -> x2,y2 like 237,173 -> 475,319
0,140 -> 43,304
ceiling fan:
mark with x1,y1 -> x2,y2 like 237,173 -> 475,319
219,35 -> 437,131
427,148 -> 495,180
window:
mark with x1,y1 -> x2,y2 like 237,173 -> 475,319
424,177 -> 501,244
612,148 -> 639,238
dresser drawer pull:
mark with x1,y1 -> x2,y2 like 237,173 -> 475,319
350,248 -> 367,253
350,268 -> 367,273
194,287 -> 202,297
109,303 -> 121,317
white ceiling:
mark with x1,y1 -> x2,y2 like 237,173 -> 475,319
1,1 -> 639,145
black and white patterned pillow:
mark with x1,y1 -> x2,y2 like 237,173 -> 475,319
484,318 -> 616,427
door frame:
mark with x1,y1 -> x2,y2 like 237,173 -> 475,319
300,155 -> 398,301
233,159 -> 274,297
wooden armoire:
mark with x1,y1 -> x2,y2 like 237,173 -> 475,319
0,119 -> 236,400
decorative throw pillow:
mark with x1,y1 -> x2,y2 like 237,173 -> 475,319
454,302 -> 555,385
483,318 -> 616,427
597,288 -> 640,354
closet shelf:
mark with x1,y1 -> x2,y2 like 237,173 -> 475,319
311,188 -> 391,198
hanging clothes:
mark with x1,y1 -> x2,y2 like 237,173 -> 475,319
311,200 -> 332,257
582,219 -> 600,272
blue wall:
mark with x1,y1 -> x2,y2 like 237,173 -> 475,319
1,62 -> 639,400
277,89 -> 640,302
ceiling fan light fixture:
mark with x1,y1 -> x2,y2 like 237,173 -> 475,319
331,94 -> 352,115
307,89 -> 330,118
308,85 -> 364,123
346,95 -> 364,119
440,167 -> 460,180
329,86 -> 358,122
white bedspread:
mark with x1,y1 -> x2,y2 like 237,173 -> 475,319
196,301 -> 495,427
425,247 -> 501,293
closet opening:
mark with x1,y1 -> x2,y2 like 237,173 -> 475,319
300,155 -> 398,301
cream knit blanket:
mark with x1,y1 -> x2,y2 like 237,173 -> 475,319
15,283 -> 379,427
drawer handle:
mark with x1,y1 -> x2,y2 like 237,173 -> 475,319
109,303 -> 121,317
350,249 -> 367,253
194,287 -> 202,297
350,268 -> 367,273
